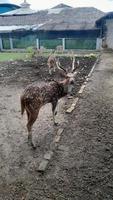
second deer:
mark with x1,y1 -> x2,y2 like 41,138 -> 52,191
47,54 -> 57,75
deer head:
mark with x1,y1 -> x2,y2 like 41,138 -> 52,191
56,56 -> 78,94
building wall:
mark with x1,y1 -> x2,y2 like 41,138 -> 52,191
106,19 -> 113,49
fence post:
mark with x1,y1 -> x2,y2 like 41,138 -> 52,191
0,35 -> 3,51
36,38 -> 40,49
62,38 -> 65,51
96,38 -> 102,50
9,34 -> 13,49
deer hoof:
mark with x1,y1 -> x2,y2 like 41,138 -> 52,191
55,111 -> 57,115
54,122 -> 58,126
28,140 -> 36,150
30,141 -> 36,150
32,144 -> 36,150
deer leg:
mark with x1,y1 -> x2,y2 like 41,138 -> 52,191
53,66 -> 56,72
49,68 -> 52,75
26,110 -> 30,121
51,100 -> 58,125
27,112 -> 38,149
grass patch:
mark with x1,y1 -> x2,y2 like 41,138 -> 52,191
0,52 -> 31,62
0,51 -> 98,62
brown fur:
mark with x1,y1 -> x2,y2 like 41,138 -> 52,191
21,55 -> 78,149
47,55 -> 57,75
20,80 -> 69,149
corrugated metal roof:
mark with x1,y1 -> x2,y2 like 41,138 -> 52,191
1,7 -> 36,15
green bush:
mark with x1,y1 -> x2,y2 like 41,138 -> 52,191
26,46 -> 36,58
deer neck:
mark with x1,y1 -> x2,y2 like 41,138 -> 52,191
59,79 -> 69,95
60,78 -> 74,94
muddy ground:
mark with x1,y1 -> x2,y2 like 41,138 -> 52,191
1,53 -> 111,200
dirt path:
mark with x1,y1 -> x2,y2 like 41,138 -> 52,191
1,53 -> 113,199
42,52 -> 113,200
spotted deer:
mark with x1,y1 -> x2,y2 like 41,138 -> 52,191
20,56 -> 78,149
47,51 -> 58,75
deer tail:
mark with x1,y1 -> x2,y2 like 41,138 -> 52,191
20,95 -> 25,116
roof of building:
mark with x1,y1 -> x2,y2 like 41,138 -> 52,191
0,25 -> 31,32
1,6 -> 35,15
96,12 -> 113,26
0,3 -> 20,9
0,0 -> 36,15
0,5 -> 105,32
0,0 -> 10,3
48,3 -> 72,14
52,3 -> 72,9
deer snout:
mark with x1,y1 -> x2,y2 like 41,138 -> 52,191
70,80 -> 74,85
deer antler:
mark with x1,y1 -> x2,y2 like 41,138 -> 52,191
56,58 -> 67,75
69,51 -> 76,72
71,56 -> 76,72
71,54 -> 80,72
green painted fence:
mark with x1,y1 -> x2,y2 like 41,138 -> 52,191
1,36 -> 96,50
65,38 -> 96,50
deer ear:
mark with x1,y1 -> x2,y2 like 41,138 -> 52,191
59,70 -> 67,78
